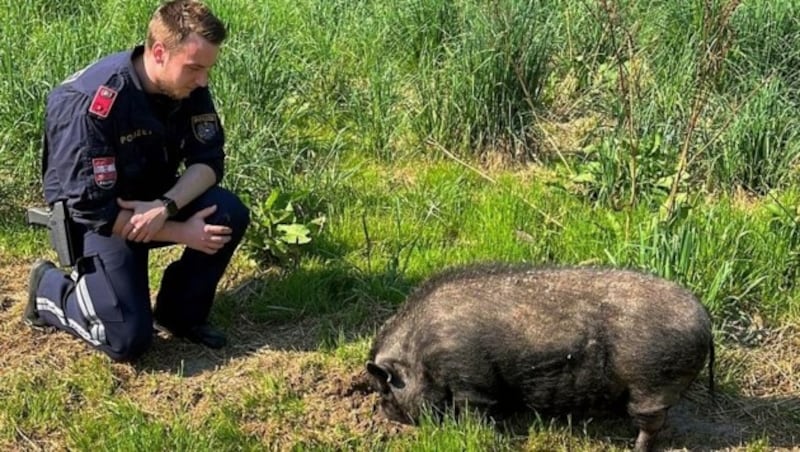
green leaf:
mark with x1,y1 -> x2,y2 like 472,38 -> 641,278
264,189 -> 281,210
277,224 -> 312,245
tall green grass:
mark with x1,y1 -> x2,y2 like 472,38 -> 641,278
3,1 -> 799,196
3,0 -> 800,323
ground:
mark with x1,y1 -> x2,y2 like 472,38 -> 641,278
1,257 -> 798,451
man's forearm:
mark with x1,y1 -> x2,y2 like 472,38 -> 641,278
163,163 -> 217,210
111,208 -> 185,243
109,163 -> 216,242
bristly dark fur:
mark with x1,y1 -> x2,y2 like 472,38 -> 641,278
367,262 -> 715,452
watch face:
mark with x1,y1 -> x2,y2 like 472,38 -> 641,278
161,197 -> 178,217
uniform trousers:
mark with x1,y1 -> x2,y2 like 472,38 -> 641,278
34,186 -> 250,361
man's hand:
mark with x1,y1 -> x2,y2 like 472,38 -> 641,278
181,205 -> 232,254
117,198 -> 169,242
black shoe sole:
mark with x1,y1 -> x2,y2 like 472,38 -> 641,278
24,259 -> 55,327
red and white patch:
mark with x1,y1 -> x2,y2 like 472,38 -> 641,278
92,157 -> 117,189
88,85 -> 117,119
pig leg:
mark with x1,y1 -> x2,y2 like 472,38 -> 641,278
629,408 -> 666,452
625,380 -> 683,452
451,388 -> 499,418
626,392 -> 667,451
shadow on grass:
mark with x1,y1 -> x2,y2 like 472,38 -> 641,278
493,385 -> 799,450
133,263 -> 415,376
661,389 -> 800,450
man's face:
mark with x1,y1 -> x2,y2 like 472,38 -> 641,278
153,33 -> 219,99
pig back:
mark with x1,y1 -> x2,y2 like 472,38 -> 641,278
400,265 -> 710,355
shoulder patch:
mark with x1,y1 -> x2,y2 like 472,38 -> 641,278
88,85 -> 117,119
191,113 -> 220,144
92,157 -> 117,189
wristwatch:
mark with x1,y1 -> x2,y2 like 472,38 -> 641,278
158,196 -> 179,218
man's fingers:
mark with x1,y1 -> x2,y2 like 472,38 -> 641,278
199,236 -> 228,251
126,224 -> 136,239
128,225 -> 151,242
121,222 -> 134,238
204,225 -> 232,235
129,230 -> 144,242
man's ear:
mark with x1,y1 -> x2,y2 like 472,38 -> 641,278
366,361 -> 392,392
152,42 -> 166,65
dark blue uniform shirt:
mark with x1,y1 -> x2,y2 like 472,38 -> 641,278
42,45 -> 225,236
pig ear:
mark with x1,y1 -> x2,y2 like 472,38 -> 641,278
367,361 -> 393,392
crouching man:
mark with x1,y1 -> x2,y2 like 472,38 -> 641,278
25,0 -> 249,362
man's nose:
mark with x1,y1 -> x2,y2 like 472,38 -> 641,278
196,72 -> 209,88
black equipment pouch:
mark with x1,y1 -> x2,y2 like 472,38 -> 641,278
26,201 -> 81,267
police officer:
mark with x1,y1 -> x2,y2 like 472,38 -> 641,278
24,0 -> 250,362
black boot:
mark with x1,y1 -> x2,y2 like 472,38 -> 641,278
24,259 -> 56,327
154,318 -> 227,349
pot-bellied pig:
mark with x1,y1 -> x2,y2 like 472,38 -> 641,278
367,263 -> 714,452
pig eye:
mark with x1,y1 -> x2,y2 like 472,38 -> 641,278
378,374 -> 404,393
388,375 -> 405,389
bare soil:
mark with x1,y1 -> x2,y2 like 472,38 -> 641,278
1,257 -> 798,451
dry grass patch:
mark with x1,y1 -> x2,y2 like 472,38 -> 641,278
0,258 -> 404,450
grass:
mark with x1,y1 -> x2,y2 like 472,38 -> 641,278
2,0 -> 800,450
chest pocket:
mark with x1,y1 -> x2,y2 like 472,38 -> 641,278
115,128 -> 167,198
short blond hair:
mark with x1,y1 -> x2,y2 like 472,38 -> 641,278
146,0 -> 227,51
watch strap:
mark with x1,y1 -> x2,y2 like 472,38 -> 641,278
158,196 -> 179,217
